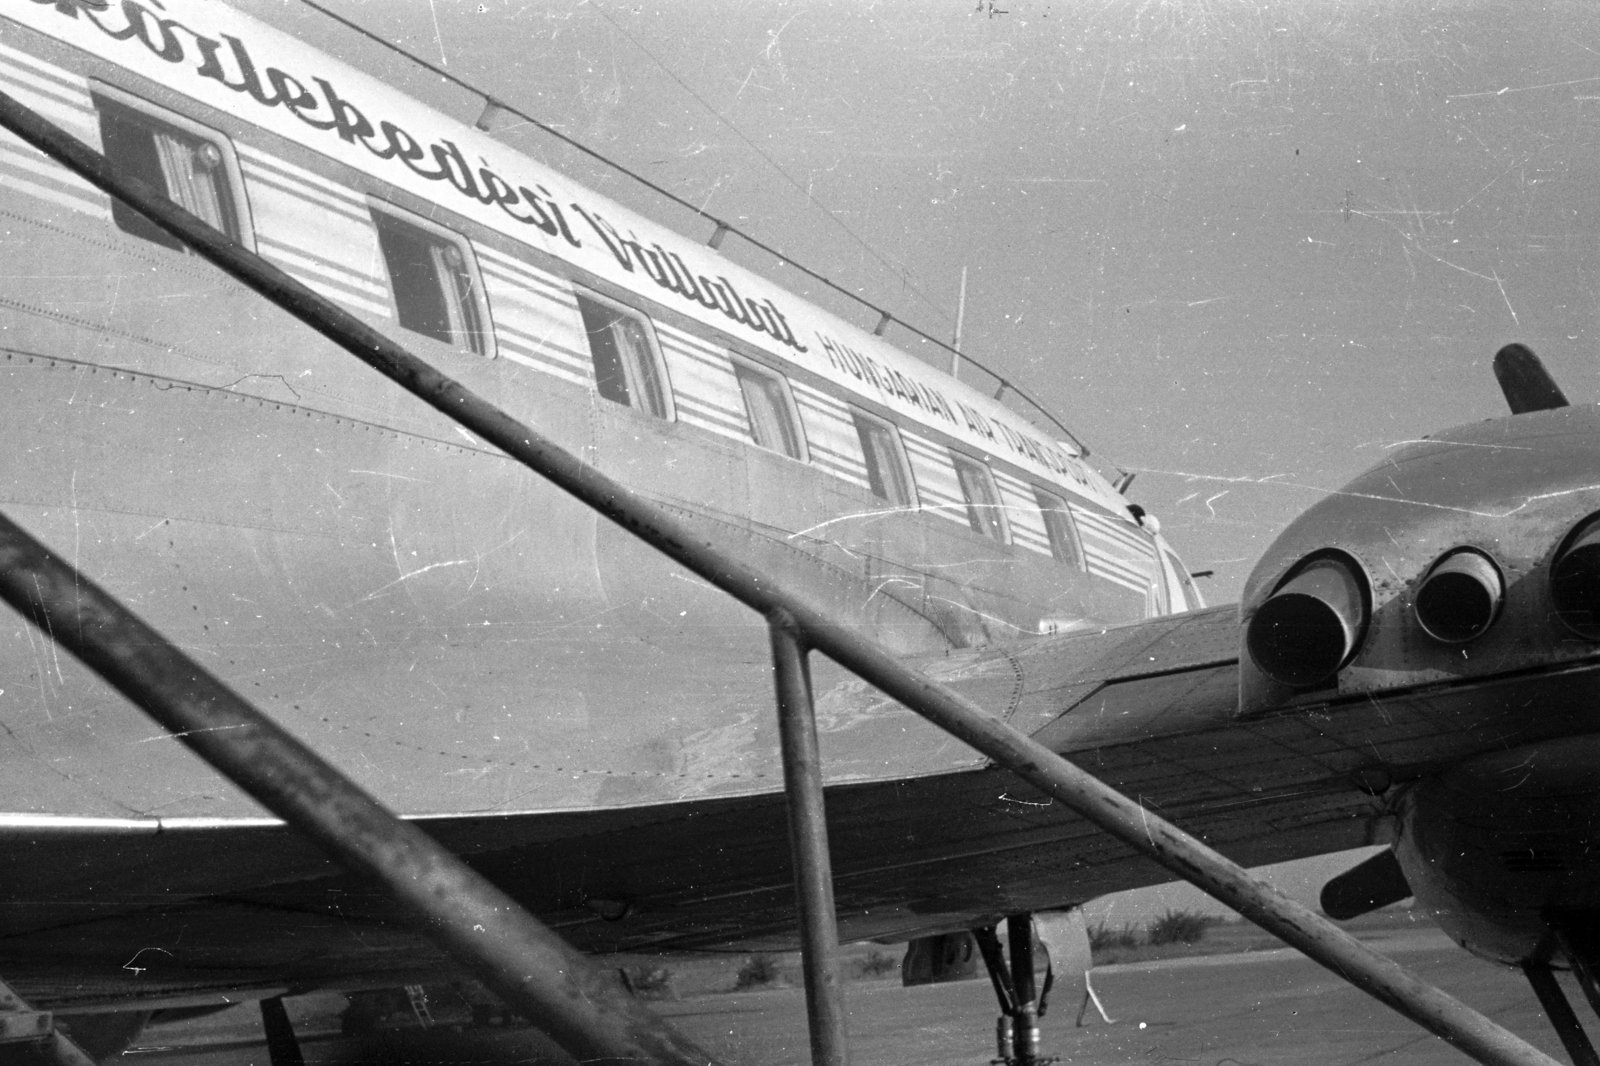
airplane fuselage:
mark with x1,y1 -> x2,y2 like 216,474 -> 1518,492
8,0 -> 1597,1031
0,0 -> 1221,1004
0,0 -> 1193,827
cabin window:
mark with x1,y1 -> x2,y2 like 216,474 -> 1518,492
1033,487 -> 1086,570
951,452 -> 1008,542
851,409 -> 914,506
371,205 -> 490,355
576,292 -> 672,419
92,89 -> 248,252
732,357 -> 805,459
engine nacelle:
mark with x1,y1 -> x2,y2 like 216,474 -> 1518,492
1393,734 -> 1600,964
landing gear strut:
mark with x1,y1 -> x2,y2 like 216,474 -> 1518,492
260,996 -> 305,1066
1530,911 -> 1600,1066
1524,962 -> 1597,1066
975,915 -> 1058,1066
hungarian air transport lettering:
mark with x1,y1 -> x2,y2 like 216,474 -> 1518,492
16,0 -> 812,350
10,0 -> 1094,493
570,203 -> 807,353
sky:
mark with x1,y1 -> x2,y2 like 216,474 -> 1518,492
231,0 -> 1600,605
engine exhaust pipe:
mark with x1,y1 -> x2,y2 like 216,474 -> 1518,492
1415,550 -> 1503,643
1246,555 -> 1367,688
1551,515 -> 1600,640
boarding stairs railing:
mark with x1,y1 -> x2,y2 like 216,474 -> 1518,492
0,91 -> 1567,1066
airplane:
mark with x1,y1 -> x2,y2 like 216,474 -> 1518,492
0,2 -> 1595,1065
0,0 -> 1197,1057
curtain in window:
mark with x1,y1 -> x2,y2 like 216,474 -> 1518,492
152,132 -> 230,234
578,298 -> 632,405
853,414 -> 911,505
612,315 -> 668,418
373,211 -> 484,355
428,242 -> 483,351
576,296 -> 668,417
953,456 -> 1006,541
96,96 -> 235,251
737,366 -> 799,457
1033,488 -> 1082,567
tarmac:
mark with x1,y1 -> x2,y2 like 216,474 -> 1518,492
124,926 -> 1579,1066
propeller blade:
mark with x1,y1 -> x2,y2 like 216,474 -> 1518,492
1493,343 -> 1569,414
1321,848 -> 1412,921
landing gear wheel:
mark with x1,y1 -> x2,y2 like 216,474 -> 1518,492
975,915 -> 1059,1066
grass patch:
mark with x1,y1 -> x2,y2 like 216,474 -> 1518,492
1146,909 -> 1215,946
1088,921 -> 1140,951
621,965 -> 675,999
854,950 -> 899,979
733,953 -> 782,990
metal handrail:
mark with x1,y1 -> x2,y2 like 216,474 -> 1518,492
0,91 -> 1562,1066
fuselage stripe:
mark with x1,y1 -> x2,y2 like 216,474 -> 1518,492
1078,527 -> 1153,561
255,236 -> 387,297
240,168 -> 372,228
476,249 -> 569,288
497,348 -> 591,388
494,328 -> 591,371
660,341 -> 734,374
0,39 -> 85,88
676,397 -> 749,439
0,158 -> 108,218
237,144 -> 370,211
0,65 -> 89,118
0,130 -> 104,199
254,240 -> 390,317
480,274 -> 583,314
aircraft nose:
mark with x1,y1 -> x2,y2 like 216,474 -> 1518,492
1245,554 -> 1368,688
1551,514 -> 1600,639
1415,550 -> 1504,643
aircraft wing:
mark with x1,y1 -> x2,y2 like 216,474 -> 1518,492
0,607 -> 1265,1005
7,593 -> 1595,1012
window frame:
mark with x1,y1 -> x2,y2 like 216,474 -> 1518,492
1032,485 -> 1088,571
1158,545 -> 1203,612
89,81 -> 254,253
949,450 -> 1010,544
369,199 -> 494,357
573,288 -> 675,421
850,407 -> 915,507
729,353 -> 807,461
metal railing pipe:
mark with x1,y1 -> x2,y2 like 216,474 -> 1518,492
768,611 -> 850,1066
0,92 -> 1561,1066
0,513 -> 723,1066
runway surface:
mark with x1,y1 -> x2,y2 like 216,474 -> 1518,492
126,928 -> 1578,1066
